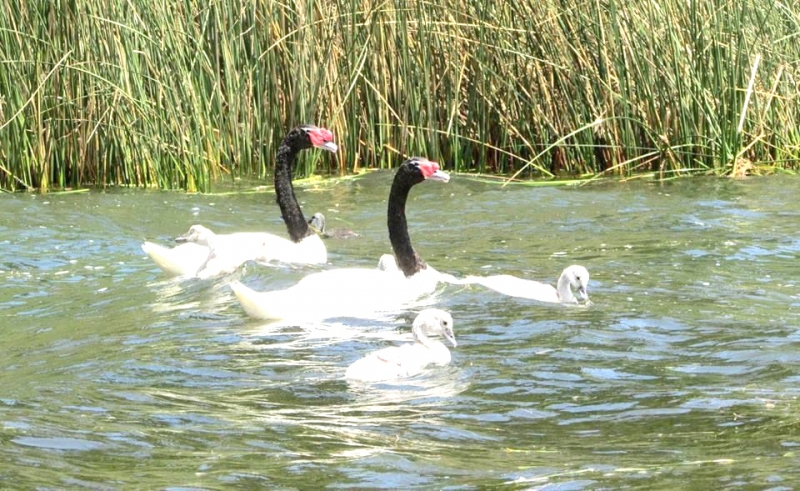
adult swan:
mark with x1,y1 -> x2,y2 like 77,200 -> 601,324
141,125 -> 337,278
230,157 -> 450,321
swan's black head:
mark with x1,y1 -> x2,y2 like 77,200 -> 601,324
285,125 -> 338,153
397,157 -> 450,185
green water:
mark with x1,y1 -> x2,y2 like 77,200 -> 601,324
2,173 -> 800,489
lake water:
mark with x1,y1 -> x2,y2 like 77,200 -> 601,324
2,172 -> 800,489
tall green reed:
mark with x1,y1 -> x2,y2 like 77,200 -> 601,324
0,0 -> 797,192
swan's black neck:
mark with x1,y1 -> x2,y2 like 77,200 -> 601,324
275,135 -> 311,243
388,168 -> 426,277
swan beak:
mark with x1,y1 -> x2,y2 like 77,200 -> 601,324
317,141 -> 338,153
174,232 -> 190,243
445,332 -> 458,348
428,169 -> 450,183
577,286 -> 589,302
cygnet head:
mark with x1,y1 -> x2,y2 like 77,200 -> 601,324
565,265 -> 590,302
308,212 -> 359,239
308,212 -> 326,233
175,225 -> 216,246
413,309 -> 457,348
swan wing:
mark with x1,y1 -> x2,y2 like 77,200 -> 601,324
346,344 -> 426,381
375,343 -> 422,367
216,232 -> 326,265
229,233 -> 327,265
345,342 -> 449,382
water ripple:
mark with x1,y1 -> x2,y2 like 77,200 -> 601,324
2,179 -> 800,487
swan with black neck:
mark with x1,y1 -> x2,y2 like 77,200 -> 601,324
141,125 -> 337,277
230,157 -> 450,321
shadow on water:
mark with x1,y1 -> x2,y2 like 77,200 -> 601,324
2,174 -> 800,488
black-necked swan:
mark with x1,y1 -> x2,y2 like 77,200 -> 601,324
141,125 -> 337,277
230,157 -> 450,321
308,212 -> 359,239
463,265 -> 591,305
345,309 -> 456,382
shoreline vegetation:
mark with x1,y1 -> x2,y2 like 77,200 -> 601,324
1,1 -> 798,192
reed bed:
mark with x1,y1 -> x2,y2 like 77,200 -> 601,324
0,0 -> 798,191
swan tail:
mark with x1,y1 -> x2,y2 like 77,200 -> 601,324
141,242 -> 202,277
230,280 -> 281,320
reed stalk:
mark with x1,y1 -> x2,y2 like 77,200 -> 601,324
0,0 -> 797,191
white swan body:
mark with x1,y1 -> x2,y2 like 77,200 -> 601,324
345,309 -> 456,382
254,233 -> 326,265
141,125 -> 336,278
142,225 -> 326,278
149,225 -> 327,278
463,265 -> 591,305
230,265 -> 445,321
232,157 -> 451,321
